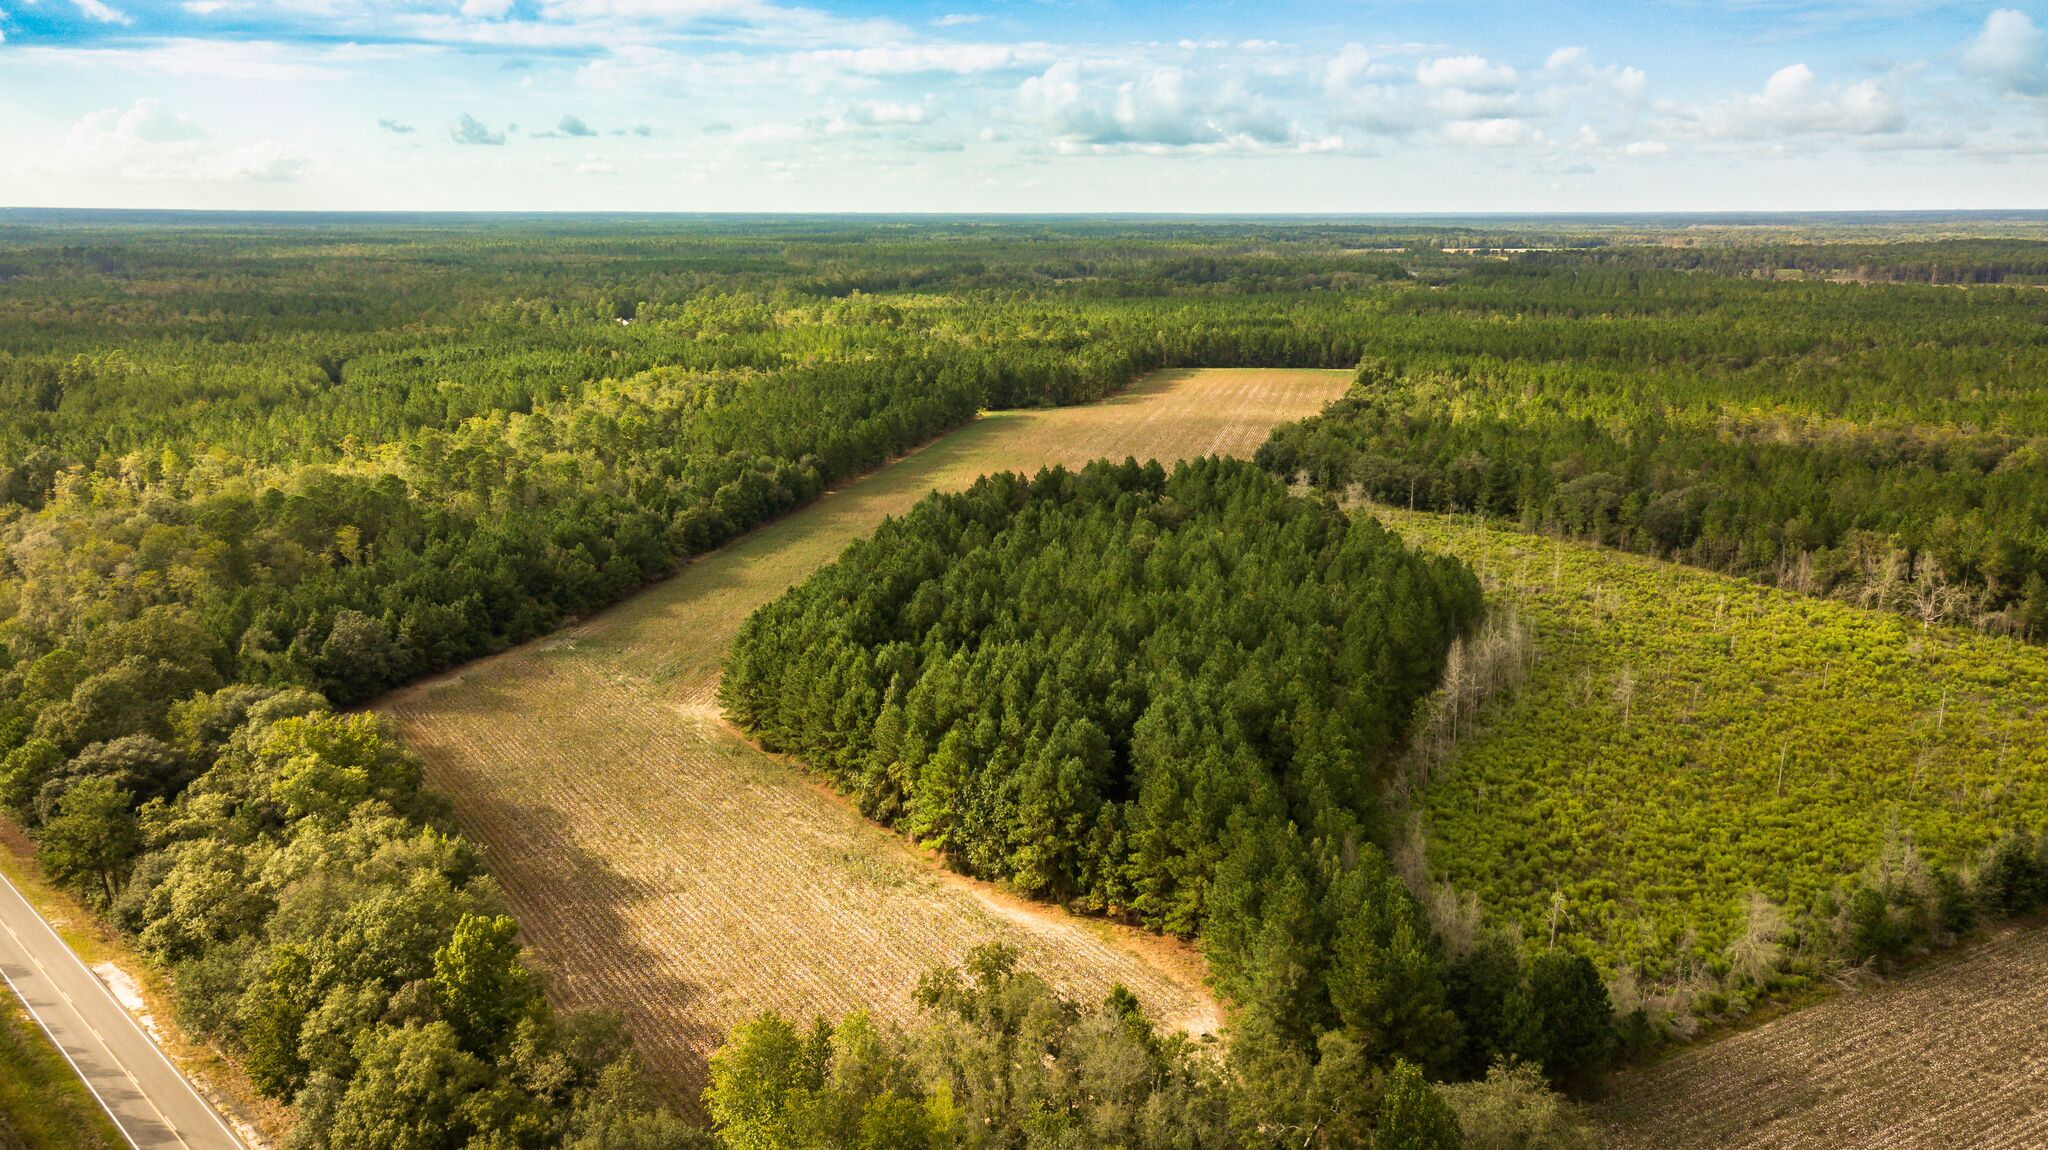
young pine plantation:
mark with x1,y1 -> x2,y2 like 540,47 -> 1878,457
1313,503 -> 2048,1145
1366,505 -> 2048,987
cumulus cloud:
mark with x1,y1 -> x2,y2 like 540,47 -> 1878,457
1677,64 -> 1903,140
1543,45 -> 1646,98
1324,43 -> 1372,97
1018,60 -> 1299,152
932,13 -> 980,26
559,114 -> 598,136
48,99 -> 306,182
70,99 -> 206,148
1964,8 -> 2048,97
850,100 -> 925,125
1326,51 -> 1532,136
1417,55 -> 1518,92
450,112 -> 507,145
1445,118 -> 1540,147
575,154 -> 617,174
379,117 -> 416,133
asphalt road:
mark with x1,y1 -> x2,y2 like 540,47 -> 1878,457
0,871 -> 243,1150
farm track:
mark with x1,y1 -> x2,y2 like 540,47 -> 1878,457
1594,920 -> 2048,1148
378,368 -> 1351,1097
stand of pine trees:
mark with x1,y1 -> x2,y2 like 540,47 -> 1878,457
721,458 -> 1621,1149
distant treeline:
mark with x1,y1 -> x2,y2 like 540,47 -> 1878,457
1258,267 -> 2048,640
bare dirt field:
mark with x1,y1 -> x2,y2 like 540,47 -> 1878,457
378,368 -> 1350,1097
1594,920 -> 2048,1149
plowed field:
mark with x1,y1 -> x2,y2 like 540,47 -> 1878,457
378,368 -> 1350,1095
1595,921 -> 2048,1148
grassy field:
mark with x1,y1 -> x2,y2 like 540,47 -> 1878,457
1363,505 -> 2048,980
1593,919 -> 2048,1148
378,368 -> 1350,1095
0,986 -> 126,1150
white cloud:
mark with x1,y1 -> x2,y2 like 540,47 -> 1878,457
518,0 -> 907,50
1545,46 -> 1589,72
1445,118 -> 1540,147
1324,43 -> 1371,97
1964,8 -> 2048,97
1417,55 -> 1518,92
45,99 -> 307,183
575,155 -> 618,174
1543,45 -> 1647,98
1678,64 -> 1903,140
68,100 -> 206,149
786,43 -> 1042,76
462,0 -> 515,17
13,39 -> 344,81
72,0 -> 130,24
450,112 -> 507,145
851,100 -> 926,125
932,13 -> 980,27
1018,59 -> 1299,153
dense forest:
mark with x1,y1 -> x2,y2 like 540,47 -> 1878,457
6,215 -> 2048,1146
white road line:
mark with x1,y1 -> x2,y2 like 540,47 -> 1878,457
0,949 -> 143,1150
0,871 -> 242,1149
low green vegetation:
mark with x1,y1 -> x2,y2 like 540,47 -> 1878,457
1357,505 -> 2048,1012
0,984 -> 125,1150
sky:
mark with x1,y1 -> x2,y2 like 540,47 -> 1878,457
1,0 -> 2046,212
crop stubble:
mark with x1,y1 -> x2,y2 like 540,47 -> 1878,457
378,368 -> 1350,1096
1594,920 -> 2048,1148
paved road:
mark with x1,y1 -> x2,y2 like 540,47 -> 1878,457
0,871 -> 242,1150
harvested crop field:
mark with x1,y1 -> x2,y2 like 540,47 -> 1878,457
378,368 -> 1349,1096
1594,920 -> 2048,1148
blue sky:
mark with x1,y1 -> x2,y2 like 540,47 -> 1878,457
2,0 -> 2045,210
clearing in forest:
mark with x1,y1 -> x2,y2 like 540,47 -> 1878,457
1592,919 -> 2048,1148
1362,505 -> 2048,979
377,368 -> 1349,1095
